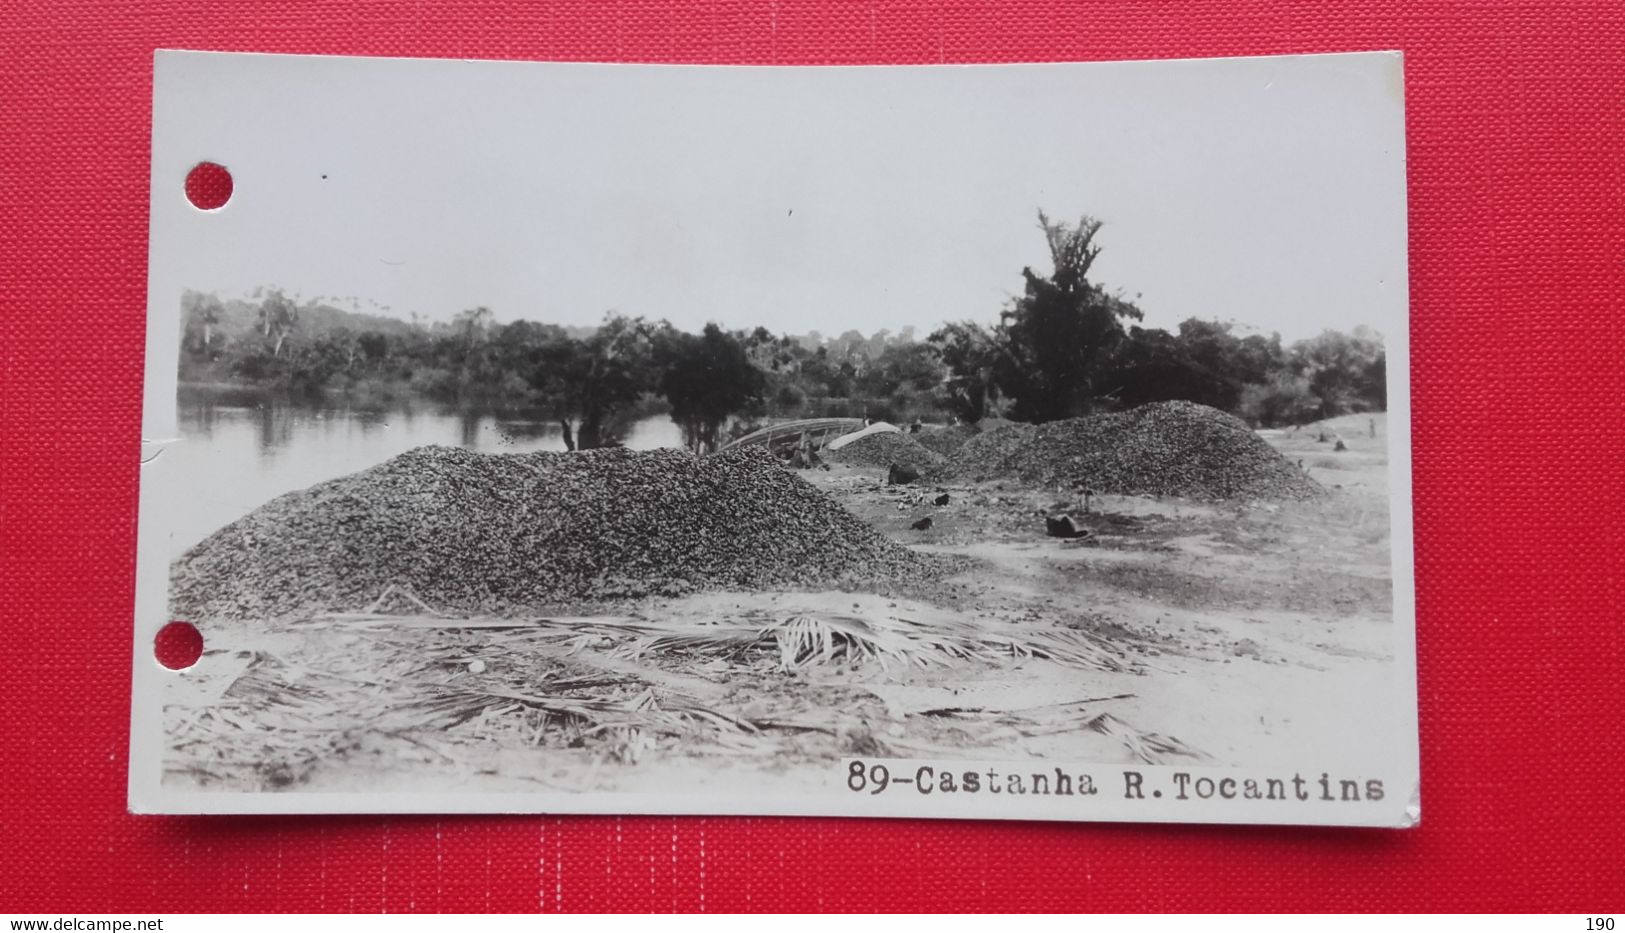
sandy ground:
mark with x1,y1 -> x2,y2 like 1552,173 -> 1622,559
164,413 -> 1406,796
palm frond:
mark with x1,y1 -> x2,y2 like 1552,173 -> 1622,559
1085,712 -> 1205,764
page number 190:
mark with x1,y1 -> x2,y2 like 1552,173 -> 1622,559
1587,919 -> 1614,930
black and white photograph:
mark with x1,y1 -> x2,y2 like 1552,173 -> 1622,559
133,50 -> 1416,824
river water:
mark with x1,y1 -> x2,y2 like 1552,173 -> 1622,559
156,391 -> 684,558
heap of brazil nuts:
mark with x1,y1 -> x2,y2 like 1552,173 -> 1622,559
171,445 -> 939,623
945,401 -> 1321,500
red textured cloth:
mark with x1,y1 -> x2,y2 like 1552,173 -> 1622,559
2,0 -> 1622,913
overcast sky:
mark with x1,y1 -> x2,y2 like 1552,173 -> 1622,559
153,51 -> 1408,342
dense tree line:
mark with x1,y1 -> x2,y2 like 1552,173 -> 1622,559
923,212 -> 1385,428
179,212 -> 1386,451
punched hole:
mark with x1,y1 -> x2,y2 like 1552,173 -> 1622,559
184,162 -> 233,210
154,621 -> 203,670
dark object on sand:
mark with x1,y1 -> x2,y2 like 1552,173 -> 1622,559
888,463 -> 920,486
911,516 -> 933,531
1334,438 -> 1348,452
933,492 -> 950,506
1045,514 -> 1090,539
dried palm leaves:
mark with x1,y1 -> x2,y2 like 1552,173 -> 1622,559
165,600 -> 1180,792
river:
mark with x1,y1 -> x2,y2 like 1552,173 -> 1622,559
155,390 -> 685,558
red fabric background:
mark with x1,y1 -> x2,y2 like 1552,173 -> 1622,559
2,0 -> 1622,913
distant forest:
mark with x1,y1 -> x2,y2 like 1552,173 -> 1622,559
179,212 -> 1386,451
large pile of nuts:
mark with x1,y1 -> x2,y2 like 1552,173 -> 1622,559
945,401 -> 1322,500
171,445 -> 938,623
824,431 -> 946,472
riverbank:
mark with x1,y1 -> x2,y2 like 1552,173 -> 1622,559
161,412 -> 1398,795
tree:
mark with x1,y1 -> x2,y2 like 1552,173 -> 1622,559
181,290 -> 223,355
357,332 -> 389,369
1103,326 -> 1226,409
977,211 -> 1143,422
657,323 -> 766,453
1101,320 -> 1288,412
256,290 -> 299,357
860,342 -> 942,398
1237,372 -> 1321,427
526,314 -> 654,450
1290,326 -> 1385,418
928,321 -> 1001,423
452,306 -> 495,349
826,329 -> 873,384
527,338 -> 588,449
286,333 -> 355,394
773,382 -> 806,413
798,347 -> 850,399
1174,319 -> 1283,408
1357,352 -> 1387,411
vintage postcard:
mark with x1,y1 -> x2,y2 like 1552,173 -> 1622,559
133,50 -> 1417,824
